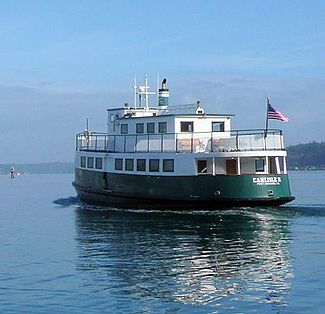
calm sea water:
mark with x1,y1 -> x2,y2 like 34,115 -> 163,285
1,171 -> 325,313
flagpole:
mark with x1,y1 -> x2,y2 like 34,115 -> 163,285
264,97 -> 270,151
264,97 -> 270,138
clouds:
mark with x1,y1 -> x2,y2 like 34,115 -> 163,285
0,84 -> 127,162
0,1 -> 324,161
1,73 -> 324,162
172,74 -> 325,145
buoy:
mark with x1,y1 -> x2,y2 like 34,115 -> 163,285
10,167 -> 15,179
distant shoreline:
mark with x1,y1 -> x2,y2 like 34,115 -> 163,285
287,141 -> 325,171
0,162 -> 74,175
1,141 -> 324,174
1,162 -> 325,175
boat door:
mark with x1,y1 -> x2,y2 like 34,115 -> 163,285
103,172 -> 109,190
226,159 -> 237,175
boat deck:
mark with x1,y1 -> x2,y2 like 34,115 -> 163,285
76,129 -> 284,154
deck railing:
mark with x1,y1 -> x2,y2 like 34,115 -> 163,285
76,129 -> 284,153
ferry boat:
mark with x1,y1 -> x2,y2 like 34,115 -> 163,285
73,76 -> 295,209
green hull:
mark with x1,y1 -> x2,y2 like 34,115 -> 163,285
73,169 -> 294,209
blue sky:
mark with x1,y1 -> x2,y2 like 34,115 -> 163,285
0,0 -> 324,162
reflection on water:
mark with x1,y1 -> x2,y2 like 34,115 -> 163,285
75,207 -> 293,310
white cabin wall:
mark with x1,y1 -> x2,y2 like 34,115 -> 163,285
174,117 -> 231,133
107,109 -> 125,133
108,112 -> 232,136
224,118 -> 231,132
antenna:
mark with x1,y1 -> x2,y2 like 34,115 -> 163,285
156,74 -> 160,106
144,74 -> 149,109
135,74 -> 156,110
84,117 -> 90,140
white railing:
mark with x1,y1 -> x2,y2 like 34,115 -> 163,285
76,129 -> 284,153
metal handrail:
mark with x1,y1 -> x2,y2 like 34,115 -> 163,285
76,129 -> 284,153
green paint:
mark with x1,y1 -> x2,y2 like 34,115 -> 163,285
75,169 -> 294,205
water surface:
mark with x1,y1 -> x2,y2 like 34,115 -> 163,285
1,172 -> 325,313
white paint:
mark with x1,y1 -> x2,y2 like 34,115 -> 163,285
283,156 -> 287,174
237,157 -> 241,175
76,81 -> 290,179
275,157 -> 281,174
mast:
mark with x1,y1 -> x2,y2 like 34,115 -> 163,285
156,74 -> 160,106
134,74 -> 156,109
144,74 -> 149,109
264,97 -> 270,138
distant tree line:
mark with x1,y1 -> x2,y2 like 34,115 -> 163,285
287,141 -> 325,170
1,142 -> 325,174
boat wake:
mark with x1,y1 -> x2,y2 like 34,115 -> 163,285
53,196 -> 325,219
283,204 -> 325,217
53,196 -> 82,207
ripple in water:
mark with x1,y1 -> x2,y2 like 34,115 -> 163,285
74,207 -> 294,311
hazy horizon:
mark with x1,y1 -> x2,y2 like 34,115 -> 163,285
1,1 -> 324,163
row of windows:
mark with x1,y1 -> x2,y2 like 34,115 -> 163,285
197,158 -> 270,175
80,157 -> 103,169
180,121 -> 225,132
121,122 -> 167,134
121,121 -> 225,134
115,158 -> 174,172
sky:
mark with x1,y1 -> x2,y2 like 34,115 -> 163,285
0,0 -> 324,163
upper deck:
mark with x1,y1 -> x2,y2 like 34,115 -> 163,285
76,76 -> 286,155
76,129 -> 284,154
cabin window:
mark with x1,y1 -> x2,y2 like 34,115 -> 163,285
180,121 -> 194,132
121,124 -> 128,134
149,159 -> 159,172
255,159 -> 265,172
80,156 -> 86,168
163,159 -> 174,172
197,160 -> 207,174
115,158 -> 123,170
110,114 -> 115,122
87,157 -> 94,168
125,159 -> 134,171
136,123 -> 144,134
212,122 -> 225,132
158,122 -> 167,133
137,159 -> 146,171
278,157 -> 285,174
147,122 -> 155,133
95,158 -> 103,169
269,157 -> 277,174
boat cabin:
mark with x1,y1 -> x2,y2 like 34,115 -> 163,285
76,76 -> 287,178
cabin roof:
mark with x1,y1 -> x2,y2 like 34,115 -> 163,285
107,108 -> 234,118
106,107 -> 158,111
115,113 -> 234,120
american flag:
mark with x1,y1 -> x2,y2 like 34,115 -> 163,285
267,102 -> 288,122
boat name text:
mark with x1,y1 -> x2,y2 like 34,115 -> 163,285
253,177 -> 282,185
